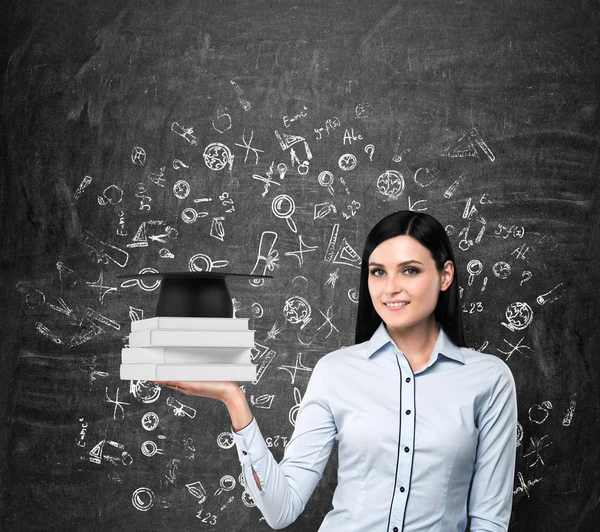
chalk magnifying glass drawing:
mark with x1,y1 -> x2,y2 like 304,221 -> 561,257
318,171 -> 335,195
272,194 -> 298,233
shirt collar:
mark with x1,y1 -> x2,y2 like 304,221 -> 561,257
364,321 -> 465,365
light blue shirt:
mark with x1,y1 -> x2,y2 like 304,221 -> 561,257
232,322 -> 518,531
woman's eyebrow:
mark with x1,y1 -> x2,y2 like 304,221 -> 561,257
368,260 -> 424,267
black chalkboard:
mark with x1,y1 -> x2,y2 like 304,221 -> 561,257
1,0 -> 599,530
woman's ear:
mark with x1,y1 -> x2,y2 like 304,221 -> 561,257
440,260 -> 454,292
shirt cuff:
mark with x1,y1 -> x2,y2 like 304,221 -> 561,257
231,416 -> 270,467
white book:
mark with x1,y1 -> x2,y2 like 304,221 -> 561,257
131,317 -> 250,333
128,329 -> 255,348
121,347 -> 252,365
120,363 -> 257,381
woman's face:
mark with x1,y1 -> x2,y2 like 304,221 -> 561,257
367,235 -> 454,331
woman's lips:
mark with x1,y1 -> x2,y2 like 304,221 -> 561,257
384,301 -> 410,310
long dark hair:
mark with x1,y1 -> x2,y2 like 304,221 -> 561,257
354,210 -> 468,348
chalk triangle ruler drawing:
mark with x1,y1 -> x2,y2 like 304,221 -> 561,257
274,130 -> 306,150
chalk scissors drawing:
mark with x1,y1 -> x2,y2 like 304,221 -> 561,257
188,253 -> 229,272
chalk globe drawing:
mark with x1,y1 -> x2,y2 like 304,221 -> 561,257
377,170 -> 405,199
203,142 -> 232,171
173,180 -> 190,199
283,296 -> 311,327
504,301 -> 533,331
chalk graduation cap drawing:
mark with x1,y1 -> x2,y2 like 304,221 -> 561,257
117,270 -> 272,381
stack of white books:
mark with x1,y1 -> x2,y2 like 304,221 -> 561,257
120,317 -> 256,381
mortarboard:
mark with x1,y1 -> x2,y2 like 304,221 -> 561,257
117,271 -> 272,318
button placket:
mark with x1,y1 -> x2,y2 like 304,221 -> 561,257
391,354 -> 416,531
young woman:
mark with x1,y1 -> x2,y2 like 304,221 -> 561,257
157,210 -> 518,531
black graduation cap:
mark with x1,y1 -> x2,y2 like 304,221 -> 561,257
116,271 -> 272,318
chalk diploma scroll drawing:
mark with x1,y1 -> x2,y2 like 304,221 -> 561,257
117,271 -> 272,381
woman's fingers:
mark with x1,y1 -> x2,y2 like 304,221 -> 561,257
152,380 -> 239,402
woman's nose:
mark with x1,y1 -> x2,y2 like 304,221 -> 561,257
384,273 -> 402,294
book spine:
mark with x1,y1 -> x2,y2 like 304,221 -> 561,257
120,364 -> 157,381
128,330 -> 255,347
130,318 -> 250,332
120,363 -> 257,381
121,348 -> 252,365
156,364 -> 256,381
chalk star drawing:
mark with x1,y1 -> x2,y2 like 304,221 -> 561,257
87,271 -> 116,303
266,322 -> 284,341
325,268 -> 340,289
105,387 -> 130,420
278,353 -> 312,385
285,235 -> 319,266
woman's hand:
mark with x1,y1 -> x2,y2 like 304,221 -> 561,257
154,380 -> 241,404
156,380 -> 253,431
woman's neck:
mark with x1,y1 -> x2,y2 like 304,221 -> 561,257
385,317 -> 440,370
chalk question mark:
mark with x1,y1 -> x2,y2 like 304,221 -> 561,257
173,159 -> 189,170
364,144 -> 375,161
520,271 -> 532,285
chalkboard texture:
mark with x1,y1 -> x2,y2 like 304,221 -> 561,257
1,0 -> 599,531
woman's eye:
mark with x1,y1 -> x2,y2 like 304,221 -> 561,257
405,267 -> 419,274
369,269 -> 384,276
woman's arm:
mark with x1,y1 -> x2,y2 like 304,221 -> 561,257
468,360 -> 518,531
229,358 -> 337,529
157,357 -> 337,530
223,386 -> 264,489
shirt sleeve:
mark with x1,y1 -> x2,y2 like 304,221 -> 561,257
468,359 -> 518,531
231,358 -> 337,530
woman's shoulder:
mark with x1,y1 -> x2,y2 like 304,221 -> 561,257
316,341 -> 368,368
457,345 -> 516,385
